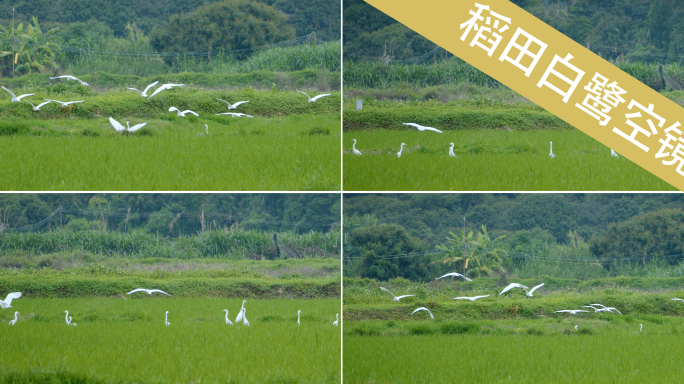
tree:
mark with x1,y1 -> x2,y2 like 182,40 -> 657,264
150,1 -> 295,61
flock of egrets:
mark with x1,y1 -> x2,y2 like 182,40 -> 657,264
350,122 -> 621,158
2,289 -> 339,328
1,75 -> 332,134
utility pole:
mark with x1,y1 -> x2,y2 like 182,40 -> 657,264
12,8 -> 15,78
59,205 -> 63,230
463,217 -> 466,275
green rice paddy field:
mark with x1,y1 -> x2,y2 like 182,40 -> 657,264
1,297 -> 340,383
343,130 -> 675,191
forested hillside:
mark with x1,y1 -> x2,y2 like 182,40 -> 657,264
344,0 -> 684,63
1,0 -> 340,41
0,193 -> 340,235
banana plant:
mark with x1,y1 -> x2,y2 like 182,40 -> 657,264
15,17 -> 61,75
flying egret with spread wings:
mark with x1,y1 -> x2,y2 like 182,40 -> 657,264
147,83 -> 185,99
526,283 -> 545,297
168,107 -> 199,117
454,295 -> 489,301
379,287 -> 415,302
499,283 -> 529,295
109,117 -> 147,133
216,98 -> 249,109
402,123 -> 443,133
436,272 -> 472,281
297,90 -> 331,102
126,288 -> 171,296
411,307 -> 434,318
50,75 -> 88,86
44,99 -> 83,107
554,309 -> 590,315
24,99 -> 52,111
352,139 -> 362,155
0,292 -> 21,309
1,86 -> 34,102
127,81 -> 159,97
215,112 -> 254,118
672,298 -> 684,302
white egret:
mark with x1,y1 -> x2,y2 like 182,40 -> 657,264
397,143 -> 406,158
454,295 -> 489,301
147,83 -> 185,99
639,324 -> 643,332
235,300 -> 246,323
379,287 -> 414,302
69,316 -> 77,326
333,314 -> 339,326
215,112 -> 254,118
611,149 -> 619,158
127,81 -> 159,97
297,90 -> 331,102
554,309 -> 589,315
205,124 -> 209,135
671,298 -> 684,302
1,86 -> 34,102
44,99 -> 83,107
50,75 -> 89,86
499,283 -> 529,295
575,325 -> 578,331
64,310 -> 71,325
436,272 -> 472,281
352,139 -> 362,155
109,117 -> 147,133
242,308 -> 250,327
126,288 -> 171,296
0,292 -> 21,309
168,107 -> 199,117
24,99 -> 52,111
402,123 -> 443,133
216,98 -> 249,109
9,311 -> 18,325
411,307 -> 434,319
223,309 -> 234,326
297,310 -> 301,326
448,142 -> 456,157
586,303 -> 622,314
549,141 -> 555,158
165,311 -> 170,327
526,283 -> 545,297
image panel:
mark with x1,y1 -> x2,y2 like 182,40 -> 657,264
0,1 -> 341,191
344,193 -> 684,383
0,193 -> 341,383
342,1 -> 677,191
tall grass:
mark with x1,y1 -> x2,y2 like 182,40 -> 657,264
0,298 -> 340,383
343,130 -> 675,191
0,228 -> 340,259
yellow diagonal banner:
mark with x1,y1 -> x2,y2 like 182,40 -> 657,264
364,0 -> 684,191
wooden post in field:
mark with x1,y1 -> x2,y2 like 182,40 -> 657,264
463,217 -> 466,275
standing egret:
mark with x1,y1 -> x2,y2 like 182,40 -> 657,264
448,143 -> 456,157
165,311 -> 170,327
611,149 -> 619,158
379,287 -> 414,302
50,75 -> 88,86
1,86 -> 34,102
0,292 -> 21,309
454,295 -> 489,301
554,309 -> 589,315
402,123 -> 443,133
549,142 -> 555,158
127,81 -> 159,97
242,308 -> 250,327
9,311 -> 18,325
168,107 -> 199,117
69,316 -> 77,326
297,90 -> 331,102
235,300 -> 246,323
126,288 -> 171,296
411,307 -> 434,319
397,143 -> 406,158
24,99 -> 52,111
526,283 -> 545,297
333,314 -> 339,326
352,139 -> 362,155
215,112 -> 254,118
109,117 -> 147,133
44,99 -> 84,108
499,283 -> 529,295
205,124 -> 209,135
297,310 -> 301,326
639,324 -> 643,332
64,310 -> 71,325
575,325 -> 578,331
223,309 -> 234,326
436,272 -> 472,281
216,98 -> 249,109
147,83 -> 185,99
